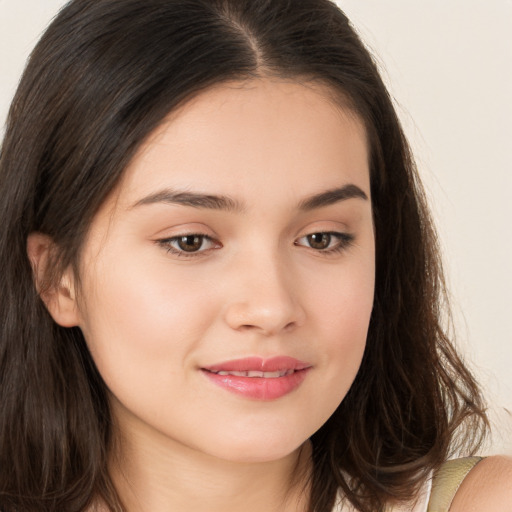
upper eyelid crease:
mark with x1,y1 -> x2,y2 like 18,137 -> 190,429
296,231 -> 354,245
158,231 -> 353,257
130,184 -> 368,212
157,234 -> 220,256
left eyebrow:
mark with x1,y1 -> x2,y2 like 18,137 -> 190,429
298,184 -> 368,211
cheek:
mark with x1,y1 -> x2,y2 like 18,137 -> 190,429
307,247 -> 374,337
309,257 -> 374,392
78,251 -> 218,384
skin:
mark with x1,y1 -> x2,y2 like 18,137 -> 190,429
31,79 -> 375,512
27,79 -> 512,511
450,455 -> 512,512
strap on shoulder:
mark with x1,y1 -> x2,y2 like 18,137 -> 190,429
427,456 -> 484,512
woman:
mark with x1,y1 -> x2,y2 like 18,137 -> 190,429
0,0 -> 510,511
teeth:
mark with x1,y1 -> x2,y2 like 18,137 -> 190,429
214,370 -> 294,378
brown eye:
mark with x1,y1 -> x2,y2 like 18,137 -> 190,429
177,235 -> 204,252
159,233 -> 220,257
294,231 -> 354,254
307,233 -> 331,250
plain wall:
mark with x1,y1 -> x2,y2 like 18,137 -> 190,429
1,0 -> 511,454
338,0 -> 512,454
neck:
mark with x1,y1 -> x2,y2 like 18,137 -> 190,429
107,411 -> 312,512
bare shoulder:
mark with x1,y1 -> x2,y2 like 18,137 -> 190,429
450,455 -> 512,511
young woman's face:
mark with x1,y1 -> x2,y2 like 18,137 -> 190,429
74,79 -> 375,463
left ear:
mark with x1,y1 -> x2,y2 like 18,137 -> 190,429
26,232 -> 81,327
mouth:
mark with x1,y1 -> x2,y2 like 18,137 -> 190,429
207,369 -> 297,378
201,356 -> 312,400
203,355 -> 311,373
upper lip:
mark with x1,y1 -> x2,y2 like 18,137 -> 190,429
202,356 -> 311,373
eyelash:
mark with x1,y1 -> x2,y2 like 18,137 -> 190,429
157,231 -> 354,258
157,233 -> 220,258
294,232 -> 355,254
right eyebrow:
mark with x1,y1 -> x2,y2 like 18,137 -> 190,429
298,184 -> 369,210
130,189 -> 245,213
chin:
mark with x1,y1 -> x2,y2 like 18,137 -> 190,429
200,429 -> 311,465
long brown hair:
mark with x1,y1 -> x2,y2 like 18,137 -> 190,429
0,1 -> 487,511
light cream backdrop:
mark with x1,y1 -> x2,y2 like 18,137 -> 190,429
1,0 -> 511,454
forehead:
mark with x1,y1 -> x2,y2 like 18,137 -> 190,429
114,78 -> 370,210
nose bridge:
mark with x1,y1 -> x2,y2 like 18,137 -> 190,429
223,245 -> 304,335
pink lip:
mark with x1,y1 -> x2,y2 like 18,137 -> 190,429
201,356 -> 312,401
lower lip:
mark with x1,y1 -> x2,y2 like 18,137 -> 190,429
202,368 -> 310,400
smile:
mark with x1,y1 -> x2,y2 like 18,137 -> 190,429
209,369 -> 295,378
201,357 -> 312,400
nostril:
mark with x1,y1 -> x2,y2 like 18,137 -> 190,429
235,320 -> 297,336
223,291 -> 305,335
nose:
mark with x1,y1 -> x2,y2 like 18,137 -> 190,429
223,253 -> 306,336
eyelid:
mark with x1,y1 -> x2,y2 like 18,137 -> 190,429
156,233 -> 222,258
294,231 -> 354,254
154,227 -> 354,258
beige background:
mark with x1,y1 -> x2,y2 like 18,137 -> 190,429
1,0 -> 511,454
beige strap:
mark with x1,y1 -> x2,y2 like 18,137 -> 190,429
427,456 -> 484,511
